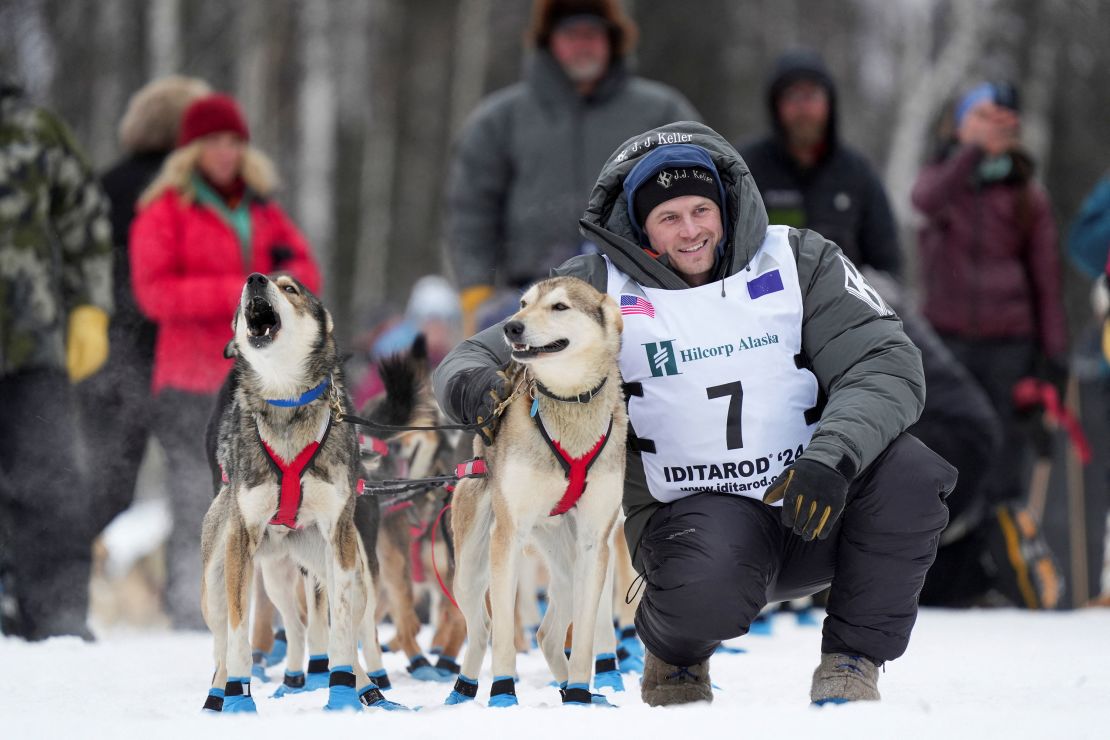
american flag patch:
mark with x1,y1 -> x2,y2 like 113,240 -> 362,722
620,294 -> 655,318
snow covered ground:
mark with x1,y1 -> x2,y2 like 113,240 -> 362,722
2,609 -> 1106,739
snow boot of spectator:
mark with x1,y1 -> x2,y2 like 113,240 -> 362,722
810,653 -> 880,705
640,651 -> 712,706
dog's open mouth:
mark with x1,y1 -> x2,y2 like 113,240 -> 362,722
510,338 -> 569,359
245,296 -> 281,347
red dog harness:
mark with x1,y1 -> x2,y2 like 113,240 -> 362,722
259,414 -> 333,529
533,413 -> 613,517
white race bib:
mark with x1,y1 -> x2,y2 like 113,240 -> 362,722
606,226 -> 818,504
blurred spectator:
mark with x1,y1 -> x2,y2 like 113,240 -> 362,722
911,82 -> 1068,508
738,54 -> 1013,606
0,79 -> 113,639
79,75 -> 210,539
1068,173 -> 1110,363
740,49 -> 902,277
1067,174 -> 1110,606
447,0 -> 699,333
353,275 -> 461,408
130,92 -> 320,628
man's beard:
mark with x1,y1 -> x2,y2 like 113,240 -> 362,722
562,58 -> 606,85
785,120 -> 826,150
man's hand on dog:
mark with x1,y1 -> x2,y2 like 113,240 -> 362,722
763,459 -> 849,541
452,366 -> 513,445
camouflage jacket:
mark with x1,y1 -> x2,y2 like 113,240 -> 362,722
1,86 -> 113,375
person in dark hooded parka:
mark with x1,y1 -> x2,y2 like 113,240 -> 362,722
740,49 -> 902,278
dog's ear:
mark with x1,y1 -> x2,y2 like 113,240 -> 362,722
223,340 -> 238,359
324,308 -> 335,336
600,293 -> 623,334
410,333 -> 428,362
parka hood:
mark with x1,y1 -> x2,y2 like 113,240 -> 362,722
766,49 -> 839,152
579,121 -> 768,289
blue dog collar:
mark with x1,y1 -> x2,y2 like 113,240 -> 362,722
266,378 -> 330,407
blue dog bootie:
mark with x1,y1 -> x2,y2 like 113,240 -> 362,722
222,676 -> 257,713
407,654 -> 453,682
324,666 -> 362,712
270,670 -> 307,698
488,675 -> 518,708
560,681 -> 613,707
593,653 -> 624,692
201,687 -> 224,712
265,629 -> 288,665
358,684 -> 410,711
304,654 -> 330,690
367,668 -> 392,691
434,654 -> 461,680
251,650 -> 271,682
616,626 -> 645,674
444,674 -> 478,705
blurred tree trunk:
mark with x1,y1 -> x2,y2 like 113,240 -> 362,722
90,0 -> 127,167
384,0 -> 458,303
1017,0 -> 1061,171
296,0 -> 337,291
147,0 -> 182,80
883,0 -> 991,234
350,0 -> 401,329
235,0 -> 272,147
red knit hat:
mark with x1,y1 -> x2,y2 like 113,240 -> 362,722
177,93 -> 249,147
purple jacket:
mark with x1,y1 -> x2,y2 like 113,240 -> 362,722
911,145 -> 1067,359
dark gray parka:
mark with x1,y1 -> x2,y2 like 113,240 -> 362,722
446,51 -> 699,290
434,122 -> 925,564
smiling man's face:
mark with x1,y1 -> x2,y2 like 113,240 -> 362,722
643,195 -> 723,287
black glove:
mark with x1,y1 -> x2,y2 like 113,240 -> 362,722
1039,355 -> 1069,400
763,458 -> 849,541
448,366 -> 513,445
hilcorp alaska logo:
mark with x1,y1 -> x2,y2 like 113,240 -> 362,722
643,333 -> 780,377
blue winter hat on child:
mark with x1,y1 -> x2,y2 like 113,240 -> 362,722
623,144 -> 728,248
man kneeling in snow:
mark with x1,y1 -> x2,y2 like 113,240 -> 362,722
434,122 -> 956,706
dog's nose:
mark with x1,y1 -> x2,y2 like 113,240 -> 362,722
504,320 -> 525,341
248,273 -> 268,287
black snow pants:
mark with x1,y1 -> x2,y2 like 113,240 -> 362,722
634,433 -> 956,667
0,369 -> 93,639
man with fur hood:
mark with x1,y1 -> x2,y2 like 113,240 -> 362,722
446,0 -> 699,332
79,75 -> 210,537
434,122 -> 956,706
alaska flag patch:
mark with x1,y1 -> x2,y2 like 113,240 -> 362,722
746,270 -> 784,299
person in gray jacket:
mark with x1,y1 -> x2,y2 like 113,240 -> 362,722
446,0 -> 699,333
434,122 -> 956,706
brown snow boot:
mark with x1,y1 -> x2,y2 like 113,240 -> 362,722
810,653 -> 881,705
640,651 -> 712,706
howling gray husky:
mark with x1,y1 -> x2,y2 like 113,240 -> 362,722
200,272 -> 387,713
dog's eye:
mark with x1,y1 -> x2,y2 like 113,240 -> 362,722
282,285 -> 298,295
520,300 -> 527,308
551,302 -> 569,311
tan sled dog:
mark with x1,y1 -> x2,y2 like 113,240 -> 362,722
447,276 -> 627,707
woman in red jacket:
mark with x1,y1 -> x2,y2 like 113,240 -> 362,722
911,82 -> 1067,510
131,93 -> 321,628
